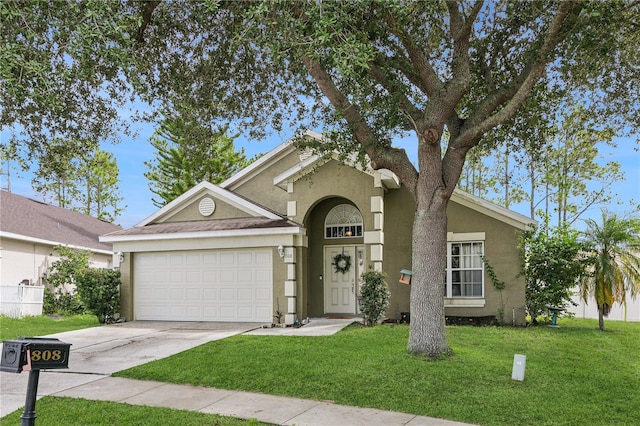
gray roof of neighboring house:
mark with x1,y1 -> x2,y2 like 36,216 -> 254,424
0,190 -> 121,252
101,217 -> 300,239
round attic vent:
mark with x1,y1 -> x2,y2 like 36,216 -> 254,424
198,197 -> 216,217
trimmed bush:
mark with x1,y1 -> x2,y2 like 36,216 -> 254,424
359,271 -> 390,326
75,269 -> 121,324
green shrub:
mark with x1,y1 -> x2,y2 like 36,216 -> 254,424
43,286 -> 86,315
359,271 -> 390,326
43,287 -> 57,315
44,245 -> 90,315
75,269 -> 121,324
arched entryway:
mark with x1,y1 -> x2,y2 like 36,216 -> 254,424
305,198 -> 365,317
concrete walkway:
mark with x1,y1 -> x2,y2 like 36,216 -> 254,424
1,318 -> 475,425
52,376 -> 472,426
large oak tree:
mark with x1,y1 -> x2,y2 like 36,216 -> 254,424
1,0 -> 638,357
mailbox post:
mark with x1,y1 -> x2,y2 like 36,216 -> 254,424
1,337 -> 71,426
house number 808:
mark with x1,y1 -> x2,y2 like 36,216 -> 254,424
30,349 -> 62,362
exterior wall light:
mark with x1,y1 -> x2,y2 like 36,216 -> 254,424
277,245 -> 285,258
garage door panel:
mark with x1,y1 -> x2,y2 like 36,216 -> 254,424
220,253 -> 235,265
220,270 -> 234,282
203,288 -> 218,300
203,271 -> 217,282
238,288 -> 252,301
255,288 -> 271,301
186,289 -> 200,300
134,250 -> 272,322
255,270 -> 271,282
255,252 -> 271,265
237,270 -> 253,282
237,307 -> 254,320
169,288 -> 183,300
220,288 -> 234,301
203,253 -> 218,264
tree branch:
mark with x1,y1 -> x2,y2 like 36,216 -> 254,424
445,0 -> 483,100
300,55 -> 419,194
137,0 -> 162,43
379,6 -> 444,97
367,60 -> 422,123
454,0 -> 582,149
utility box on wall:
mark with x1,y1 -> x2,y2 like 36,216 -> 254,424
1,337 -> 71,373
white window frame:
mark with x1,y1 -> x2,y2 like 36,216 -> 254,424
324,204 -> 363,239
445,233 -> 485,299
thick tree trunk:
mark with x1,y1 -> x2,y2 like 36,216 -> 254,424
407,190 -> 451,357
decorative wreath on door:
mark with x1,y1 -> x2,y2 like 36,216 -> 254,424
333,253 -> 352,274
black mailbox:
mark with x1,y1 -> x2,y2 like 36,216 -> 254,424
1,337 -> 71,373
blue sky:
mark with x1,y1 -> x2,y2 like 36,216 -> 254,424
2,121 -> 638,230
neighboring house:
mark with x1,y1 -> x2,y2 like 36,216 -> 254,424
0,190 -> 121,317
101,131 -> 536,325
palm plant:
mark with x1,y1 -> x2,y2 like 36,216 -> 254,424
580,211 -> 640,331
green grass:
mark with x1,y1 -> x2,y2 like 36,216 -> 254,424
0,397 -> 270,425
115,318 -> 640,426
0,314 -> 99,341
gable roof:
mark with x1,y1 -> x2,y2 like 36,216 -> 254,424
101,181 -> 303,242
136,181 -> 282,227
0,190 -> 121,253
223,130 -> 536,230
100,217 -> 302,242
450,189 -> 536,230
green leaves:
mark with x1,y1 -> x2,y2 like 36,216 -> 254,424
359,271 -> 390,326
519,221 -> 587,323
76,268 -> 121,324
144,108 -> 248,207
580,210 -> 640,329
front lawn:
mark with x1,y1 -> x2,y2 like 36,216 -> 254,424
0,314 -> 99,341
115,318 -> 640,426
0,396 -> 269,425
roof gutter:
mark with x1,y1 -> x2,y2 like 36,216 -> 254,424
0,231 -> 114,255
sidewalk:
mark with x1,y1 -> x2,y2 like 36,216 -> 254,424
52,376 -> 474,426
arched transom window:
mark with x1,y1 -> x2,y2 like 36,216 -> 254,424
325,204 -> 363,238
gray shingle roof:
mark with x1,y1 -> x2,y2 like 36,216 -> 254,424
0,190 -> 121,252
101,217 -> 299,238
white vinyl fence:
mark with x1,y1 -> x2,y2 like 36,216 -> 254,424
567,288 -> 640,322
0,284 -> 44,318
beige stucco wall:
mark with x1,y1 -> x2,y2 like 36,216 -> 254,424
382,187 -> 527,325
160,195 -> 254,223
118,253 -> 133,321
446,200 -> 527,325
230,149 -> 302,214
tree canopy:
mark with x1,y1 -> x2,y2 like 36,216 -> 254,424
144,108 -> 248,207
2,0 -> 639,357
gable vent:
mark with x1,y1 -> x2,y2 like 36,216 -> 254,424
198,197 -> 216,217
299,149 -> 314,162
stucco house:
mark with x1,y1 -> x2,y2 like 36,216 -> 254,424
101,131 -> 536,325
0,190 -> 121,317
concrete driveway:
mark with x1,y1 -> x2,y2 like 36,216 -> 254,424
0,321 -> 260,417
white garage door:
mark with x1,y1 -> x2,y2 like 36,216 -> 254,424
134,249 -> 272,322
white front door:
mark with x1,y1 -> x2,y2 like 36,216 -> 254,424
324,246 -> 361,314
